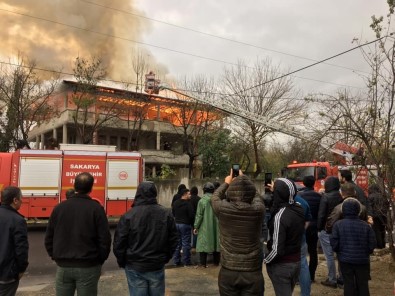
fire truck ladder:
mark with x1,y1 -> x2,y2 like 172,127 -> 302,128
160,86 -> 355,164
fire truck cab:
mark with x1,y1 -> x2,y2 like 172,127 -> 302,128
0,145 -> 143,219
284,160 -> 369,194
284,161 -> 338,192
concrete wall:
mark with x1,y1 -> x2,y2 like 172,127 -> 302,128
154,179 -> 265,208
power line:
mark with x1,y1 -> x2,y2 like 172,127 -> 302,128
80,0 -> 370,75
0,60 -> 140,88
236,35 -> 386,95
0,60 -> 373,102
0,8 -> 366,90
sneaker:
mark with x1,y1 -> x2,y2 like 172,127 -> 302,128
321,279 -> 337,288
194,264 -> 208,269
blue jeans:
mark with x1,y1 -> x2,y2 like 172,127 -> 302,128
318,230 -> 336,283
125,266 -> 165,296
55,265 -> 102,296
299,240 -> 311,296
173,224 -> 191,265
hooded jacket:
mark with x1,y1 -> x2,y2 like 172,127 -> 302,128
194,193 -> 220,253
264,178 -> 305,265
330,198 -> 376,264
113,182 -> 178,272
317,177 -> 343,231
211,175 -> 265,271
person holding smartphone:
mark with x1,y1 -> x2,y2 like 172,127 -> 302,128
211,168 -> 265,295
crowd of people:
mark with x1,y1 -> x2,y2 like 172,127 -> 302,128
0,168 -> 388,296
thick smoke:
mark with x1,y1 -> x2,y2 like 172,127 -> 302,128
0,0 -> 167,81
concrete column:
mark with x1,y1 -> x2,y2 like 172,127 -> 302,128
152,166 -> 156,178
76,133 -> 82,144
40,134 -> 45,149
53,128 -> 57,140
62,124 -> 68,144
92,131 -> 98,145
35,136 -> 40,149
156,104 -> 160,120
156,131 -> 160,150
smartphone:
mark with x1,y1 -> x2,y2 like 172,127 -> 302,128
232,164 -> 240,178
264,172 -> 272,186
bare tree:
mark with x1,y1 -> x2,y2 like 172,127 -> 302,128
0,56 -> 58,151
71,56 -> 123,144
168,76 -> 221,179
221,58 -> 307,178
131,49 -> 150,93
122,95 -> 149,151
122,49 -> 152,151
314,2 -> 395,262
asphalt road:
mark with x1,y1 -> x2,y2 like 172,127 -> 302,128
19,226 -> 120,289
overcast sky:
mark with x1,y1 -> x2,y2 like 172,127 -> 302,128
0,0 -> 390,98
134,0 -> 389,96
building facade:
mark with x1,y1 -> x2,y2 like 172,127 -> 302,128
28,80 -> 214,179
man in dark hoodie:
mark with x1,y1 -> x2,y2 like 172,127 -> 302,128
317,176 -> 343,288
330,198 -> 376,296
113,181 -> 178,295
211,170 -> 265,295
263,178 -> 305,296
299,175 -> 321,282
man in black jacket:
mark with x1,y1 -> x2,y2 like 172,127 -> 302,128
172,188 -> 194,266
190,186 -> 201,250
171,184 -> 186,206
0,186 -> 29,296
113,181 -> 178,295
45,172 -> 111,296
264,178 -> 305,296
299,175 -> 322,282
317,176 -> 343,288
339,169 -> 372,217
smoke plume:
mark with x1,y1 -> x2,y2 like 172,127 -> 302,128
0,0 -> 168,81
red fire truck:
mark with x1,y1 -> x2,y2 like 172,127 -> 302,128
0,145 -> 143,219
284,160 -> 369,193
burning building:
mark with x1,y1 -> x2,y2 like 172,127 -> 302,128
28,80 -> 222,178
